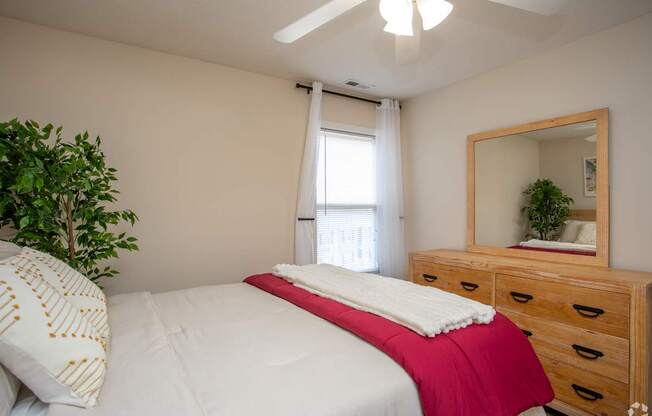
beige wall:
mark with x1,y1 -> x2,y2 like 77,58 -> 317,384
475,136 -> 540,247
0,17 -> 375,294
539,137 -> 597,210
402,12 -> 652,272
322,93 -> 376,130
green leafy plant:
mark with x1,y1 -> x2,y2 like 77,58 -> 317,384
522,178 -> 573,241
0,119 -> 138,283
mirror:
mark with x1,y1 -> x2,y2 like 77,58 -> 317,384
467,109 -> 609,267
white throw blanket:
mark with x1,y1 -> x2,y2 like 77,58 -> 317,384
272,264 -> 495,337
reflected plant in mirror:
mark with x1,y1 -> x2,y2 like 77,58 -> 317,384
522,178 -> 573,241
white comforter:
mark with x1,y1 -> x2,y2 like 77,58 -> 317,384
47,283 -> 422,416
45,282 -> 545,416
273,264 -> 495,336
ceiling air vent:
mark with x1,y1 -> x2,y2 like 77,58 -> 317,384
343,79 -> 374,90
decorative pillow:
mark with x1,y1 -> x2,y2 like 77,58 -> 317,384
0,261 -> 106,407
559,220 -> 593,243
1,365 -> 21,416
575,222 -> 597,245
0,242 -> 21,261
18,248 -> 109,339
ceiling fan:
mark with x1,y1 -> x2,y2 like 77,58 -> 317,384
273,0 -> 568,44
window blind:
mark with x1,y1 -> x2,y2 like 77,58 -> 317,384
316,130 -> 377,272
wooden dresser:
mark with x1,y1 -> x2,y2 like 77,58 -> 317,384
409,249 -> 652,416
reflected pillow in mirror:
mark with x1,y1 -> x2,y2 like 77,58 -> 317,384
575,222 -> 597,246
559,220 -> 592,243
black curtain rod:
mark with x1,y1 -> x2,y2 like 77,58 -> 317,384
296,83 -> 382,106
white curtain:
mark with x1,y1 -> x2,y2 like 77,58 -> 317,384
376,98 -> 406,278
294,81 -> 323,265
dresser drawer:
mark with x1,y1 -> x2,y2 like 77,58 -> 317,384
496,274 -> 629,338
540,356 -> 629,416
501,309 -> 629,383
412,261 -> 493,304
412,261 -> 452,291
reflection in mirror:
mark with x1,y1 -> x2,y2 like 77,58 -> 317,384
475,121 -> 597,257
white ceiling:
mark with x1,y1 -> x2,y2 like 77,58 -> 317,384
520,121 -> 596,141
1,0 -> 651,99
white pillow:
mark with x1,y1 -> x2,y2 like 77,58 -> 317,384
18,248 -> 109,340
1,365 -> 21,416
9,387 -> 48,416
0,242 -> 21,262
575,222 -> 597,246
559,220 -> 594,243
0,260 -> 106,407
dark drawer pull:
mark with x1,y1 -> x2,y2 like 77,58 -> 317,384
571,384 -> 603,401
572,344 -> 604,360
422,274 -> 438,282
460,281 -> 479,291
521,329 -> 533,337
510,291 -> 533,303
572,304 -> 604,318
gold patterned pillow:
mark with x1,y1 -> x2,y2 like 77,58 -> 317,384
18,248 -> 109,339
0,261 -> 106,407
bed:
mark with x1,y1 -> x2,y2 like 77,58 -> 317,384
511,210 -> 597,256
510,239 -> 596,256
46,283 -> 423,416
32,272 -> 551,416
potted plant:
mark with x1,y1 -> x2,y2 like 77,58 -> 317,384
0,119 -> 138,284
522,178 -> 573,241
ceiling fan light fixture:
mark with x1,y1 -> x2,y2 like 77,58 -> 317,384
416,0 -> 453,30
379,0 -> 414,36
383,17 -> 413,36
379,0 -> 410,22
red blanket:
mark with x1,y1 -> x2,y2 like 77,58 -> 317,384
245,273 -> 554,416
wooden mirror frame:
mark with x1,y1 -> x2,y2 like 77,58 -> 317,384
467,108 -> 610,267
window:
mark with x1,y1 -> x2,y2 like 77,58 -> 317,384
316,129 -> 377,272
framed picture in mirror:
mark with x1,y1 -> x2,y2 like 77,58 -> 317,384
584,156 -> 597,197
467,108 -> 609,267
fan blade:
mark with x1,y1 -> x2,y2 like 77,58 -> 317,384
273,0 -> 368,43
487,0 -> 567,16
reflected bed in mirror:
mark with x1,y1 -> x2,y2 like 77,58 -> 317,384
467,109 -> 609,267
